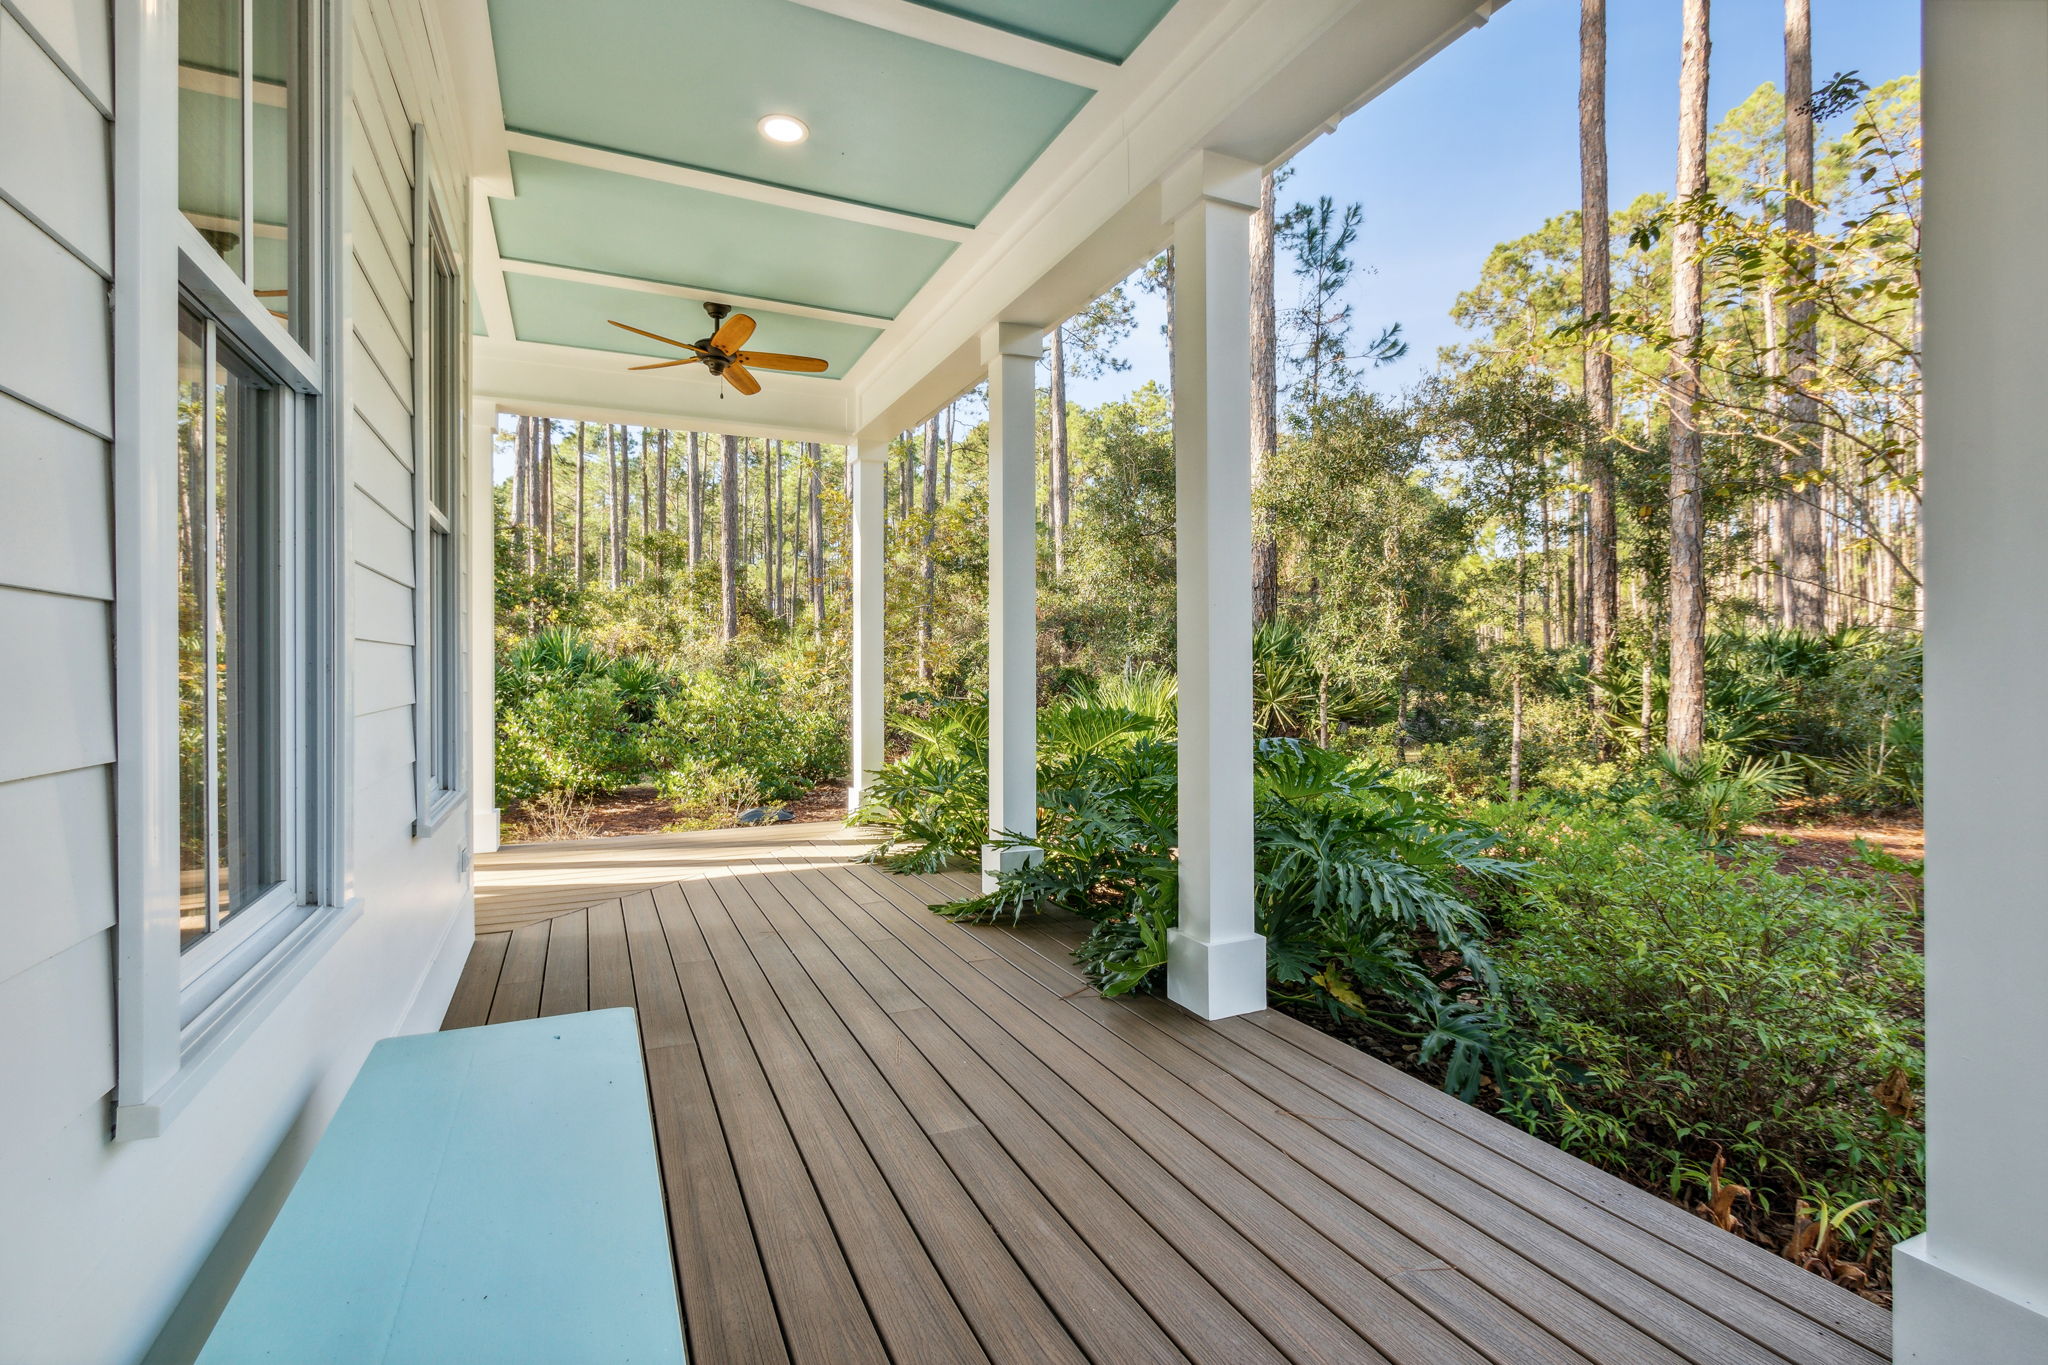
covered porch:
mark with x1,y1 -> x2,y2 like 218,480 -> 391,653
449,825 -> 1888,1365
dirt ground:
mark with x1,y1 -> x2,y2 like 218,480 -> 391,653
501,779 -> 849,844
1743,804 -> 1924,914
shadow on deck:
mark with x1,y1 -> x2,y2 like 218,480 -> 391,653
448,827 -> 1890,1364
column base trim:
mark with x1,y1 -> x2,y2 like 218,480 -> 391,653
1166,929 -> 1266,1020
1894,1234 -> 2048,1363
981,843 -> 1041,894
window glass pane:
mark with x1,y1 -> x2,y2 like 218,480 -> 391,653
178,0 -> 244,275
178,314 -> 210,948
179,307 -> 287,952
251,0 -> 294,326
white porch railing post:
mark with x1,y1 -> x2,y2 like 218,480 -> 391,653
1895,4 -> 2048,1360
982,322 -> 1045,890
847,439 -> 887,816
1164,150 -> 1266,1020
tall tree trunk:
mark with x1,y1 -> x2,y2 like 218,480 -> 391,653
1581,0 -> 1619,733
687,431 -> 702,569
1665,0 -> 1711,760
1250,169 -> 1281,626
1780,0 -> 1826,632
764,438 -> 777,612
638,428 -> 651,577
512,416 -> 530,570
1509,676 -> 1525,800
543,420 -> 557,568
608,425 -> 623,589
943,404 -> 954,502
919,417 -> 938,678
719,434 -> 739,640
574,422 -> 587,588
655,429 -> 668,534
1049,326 -> 1069,577
808,442 -> 825,629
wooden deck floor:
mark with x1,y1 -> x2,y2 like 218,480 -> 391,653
446,830 -> 1891,1365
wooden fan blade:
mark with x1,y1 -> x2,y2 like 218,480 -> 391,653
607,319 -> 708,353
723,362 -> 762,396
253,289 -> 290,297
733,351 -> 829,374
629,357 -> 699,371
711,312 -> 756,352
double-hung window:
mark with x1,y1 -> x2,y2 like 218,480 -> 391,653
414,136 -> 466,830
115,0 -> 344,1134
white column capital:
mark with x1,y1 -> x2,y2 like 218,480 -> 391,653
980,321 -> 1045,366
1161,149 -> 1262,222
849,434 -> 891,464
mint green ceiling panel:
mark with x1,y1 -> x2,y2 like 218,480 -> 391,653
486,0 -> 1091,226
906,1 -> 1177,63
491,153 -> 955,320
504,272 -> 881,380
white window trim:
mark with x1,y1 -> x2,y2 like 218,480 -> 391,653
111,0 -> 355,1141
411,124 -> 469,837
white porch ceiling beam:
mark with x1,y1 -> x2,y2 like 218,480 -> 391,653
501,132 -> 976,242
474,337 -> 856,444
470,181 -> 517,342
493,259 -> 893,331
783,0 -> 1119,89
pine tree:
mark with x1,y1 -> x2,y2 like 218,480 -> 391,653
1665,0 -> 1712,760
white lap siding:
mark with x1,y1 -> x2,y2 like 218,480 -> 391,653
0,1 -> 478,1360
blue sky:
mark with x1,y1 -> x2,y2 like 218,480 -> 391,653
1068,0 -> 1921,407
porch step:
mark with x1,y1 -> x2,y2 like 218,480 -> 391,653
197,1009 -> 685,1364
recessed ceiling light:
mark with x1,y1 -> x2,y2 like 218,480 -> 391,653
758,114 -> 809,145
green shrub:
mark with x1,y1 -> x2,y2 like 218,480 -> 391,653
644,666 -> 843,801
855,695 -> 994,873
1483,802 -> 1924,1255
495,679 -> 642,802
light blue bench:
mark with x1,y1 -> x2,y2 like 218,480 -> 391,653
197,1009 -> 686,1364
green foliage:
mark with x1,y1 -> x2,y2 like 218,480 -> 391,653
1649,744 -> 1801,846
496,679 -> 641,801
855,695 -> 994,874
1486,803 -> 1925,1255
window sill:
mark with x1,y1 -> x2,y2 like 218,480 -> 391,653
414,785 -> 465,840
113,898 -> 362,1142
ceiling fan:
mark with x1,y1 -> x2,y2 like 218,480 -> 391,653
608,301 -> 829,396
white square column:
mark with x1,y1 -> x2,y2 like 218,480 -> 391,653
1164,151 -> 1266,1019
468,399 -> 500,854
982,323 -> 1045,889
1895,4 -> 2048,1360
847,439 -> 887,815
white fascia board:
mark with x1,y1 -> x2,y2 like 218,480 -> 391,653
782,0 -> 1119,89
473,337 -> 856,443
846,0 -> 1505,442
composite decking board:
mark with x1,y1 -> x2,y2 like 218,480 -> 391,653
620,886 -> 792,1365
640,882 -> 894,1365
438,831 -> 1891,1365
780,865 -> 1380,1365
972,914 -> 1861,1365
440,930 -> 509,1029
712,869 -> 1131,1365
963,908 -> 1885,1365
736,865 -> 1191,1365
486,918 -> 551,1024
834,868 -> 1620,1365
536,906 -> 590,1017
675,873 -> 995,1365
768,864 -> 1294,1364
585,898 -> 637,1011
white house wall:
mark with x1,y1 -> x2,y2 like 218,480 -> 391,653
0,0 -> 479,1360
